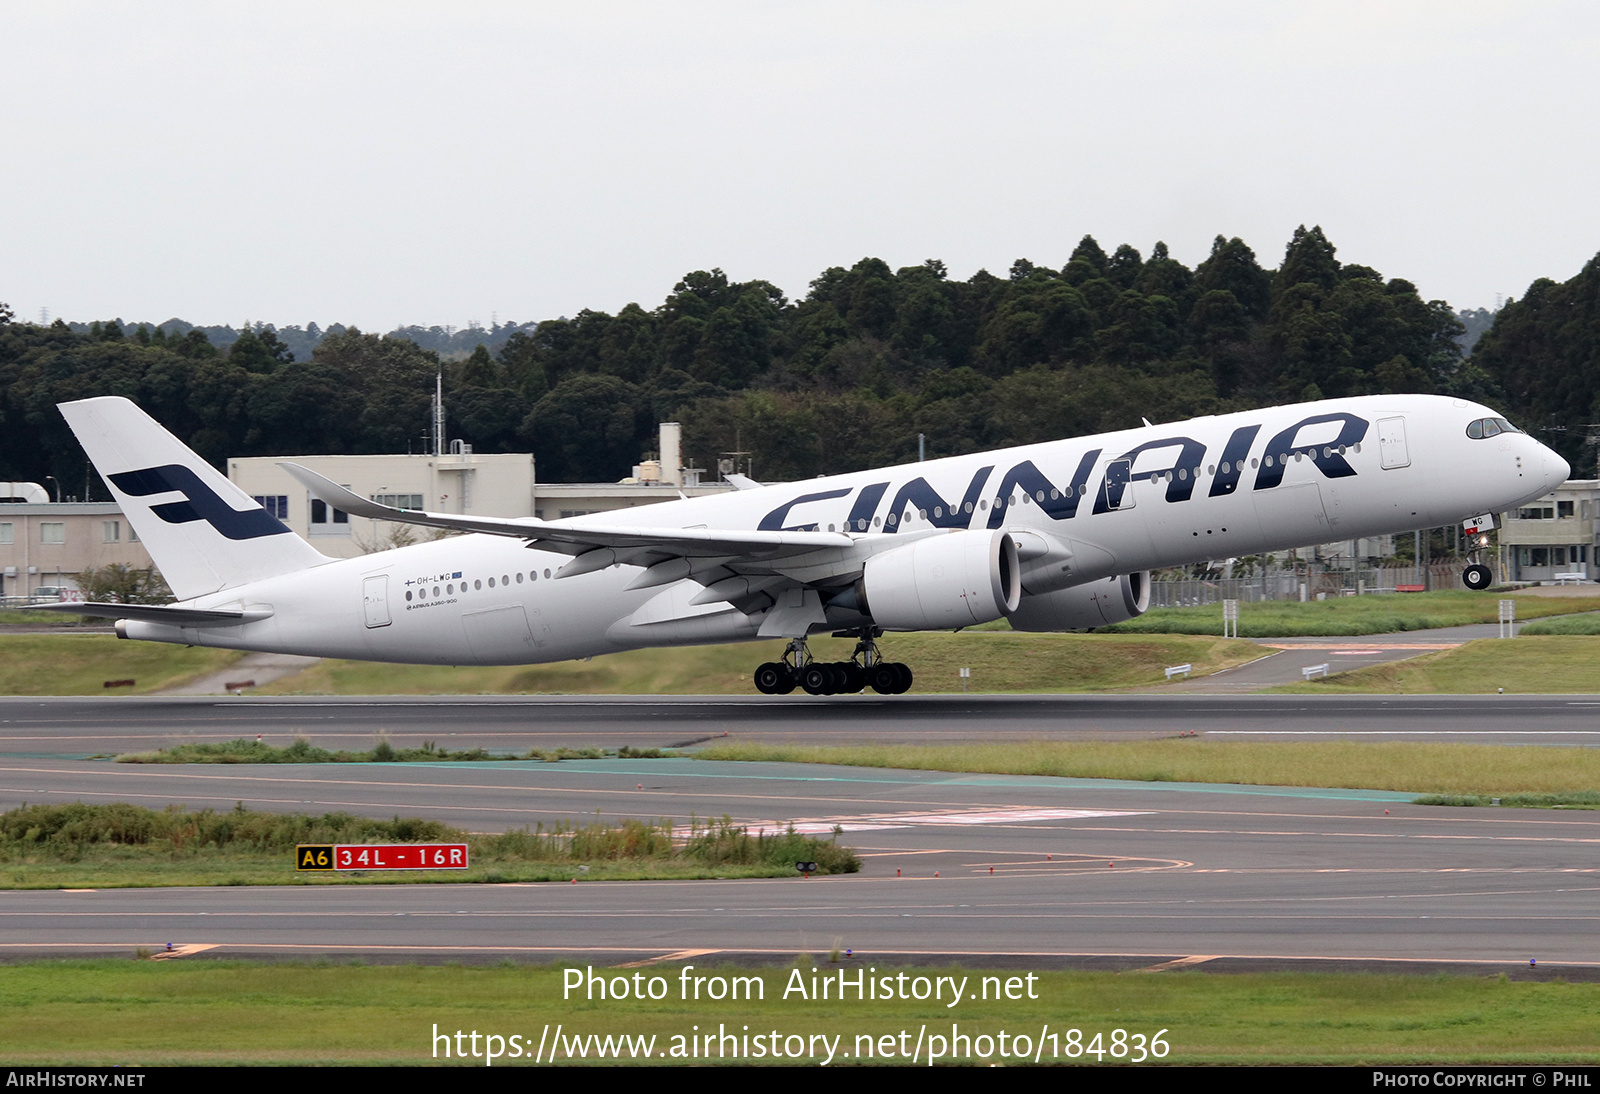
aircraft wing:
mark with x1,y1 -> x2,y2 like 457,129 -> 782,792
278,462 -> 857,573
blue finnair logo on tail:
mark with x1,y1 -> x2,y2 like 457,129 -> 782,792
109,464 -> 292,540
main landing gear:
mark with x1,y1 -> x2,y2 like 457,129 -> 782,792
752,630 -> 914,696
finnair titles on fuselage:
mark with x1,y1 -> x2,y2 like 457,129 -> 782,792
52,394 -> 1566,695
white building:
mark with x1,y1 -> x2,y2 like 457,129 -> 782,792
0,500 -> 155,599
1500,478 -> 1599,582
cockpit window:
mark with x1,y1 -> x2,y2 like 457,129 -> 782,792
1466,416 -> 1524,439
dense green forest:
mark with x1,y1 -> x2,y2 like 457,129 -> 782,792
0,226 -> 1586,491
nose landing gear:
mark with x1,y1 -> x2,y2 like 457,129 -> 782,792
1462,563 -> 1494,591
751,630 -> 914,695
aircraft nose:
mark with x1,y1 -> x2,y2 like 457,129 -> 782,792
1540,443 -> 1571,491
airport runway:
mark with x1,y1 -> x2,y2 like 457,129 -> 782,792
2,754 -> 1600,971
5,695 -> 1600,971
6,693 -> 1600,759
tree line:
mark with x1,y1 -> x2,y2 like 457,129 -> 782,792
0,226 -> 1580,490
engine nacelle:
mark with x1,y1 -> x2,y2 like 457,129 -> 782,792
860,530 -> 1021,630
1006,572 -> 1151,631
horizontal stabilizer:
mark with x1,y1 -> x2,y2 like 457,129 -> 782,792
30,602 -> 272,627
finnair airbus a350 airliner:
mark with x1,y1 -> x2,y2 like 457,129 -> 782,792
48,394 -> 1567,695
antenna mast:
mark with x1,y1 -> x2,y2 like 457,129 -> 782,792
433,369 -> 446,456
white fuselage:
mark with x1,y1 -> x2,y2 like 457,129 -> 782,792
124,394 -> 1568,664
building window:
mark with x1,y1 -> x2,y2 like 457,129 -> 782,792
40,523 -> 65,544
0,523 -> 11,545
253,495 -> 289,519
1516,506 -> 1555,520
103,521 -> 120,543
372,494 -> 424,509
309,497 -> 350,534
1559,501 -> 1575,518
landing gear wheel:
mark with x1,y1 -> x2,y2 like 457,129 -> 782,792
753,662 -> 790,694
1462,563 -> 1493,591
868,663 -> 900,695
800,663 -> 835,695
891,662 -> 914,694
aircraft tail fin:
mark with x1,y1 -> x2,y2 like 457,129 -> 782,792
58,397 -> 328,599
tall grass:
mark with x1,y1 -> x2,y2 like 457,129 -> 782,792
0,802 -> 860,875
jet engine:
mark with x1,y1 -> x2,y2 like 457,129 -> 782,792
1006,572 -> 1151,631
859,530 -> 1021,630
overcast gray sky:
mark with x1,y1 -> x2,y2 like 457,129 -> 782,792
4,1 -> 1597,332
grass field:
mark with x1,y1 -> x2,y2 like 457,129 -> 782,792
0,634 -> 242,695
695,739 -> 1600,797
255,632 -> 1267,695
1098,588 -> 1600,636
2,961 -> 1595,1065
1517,614 -> 1600,634
0,609 -> 90,625
1275,635 -> 1600,693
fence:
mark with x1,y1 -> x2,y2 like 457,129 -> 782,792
1148,563 -> 1468,607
